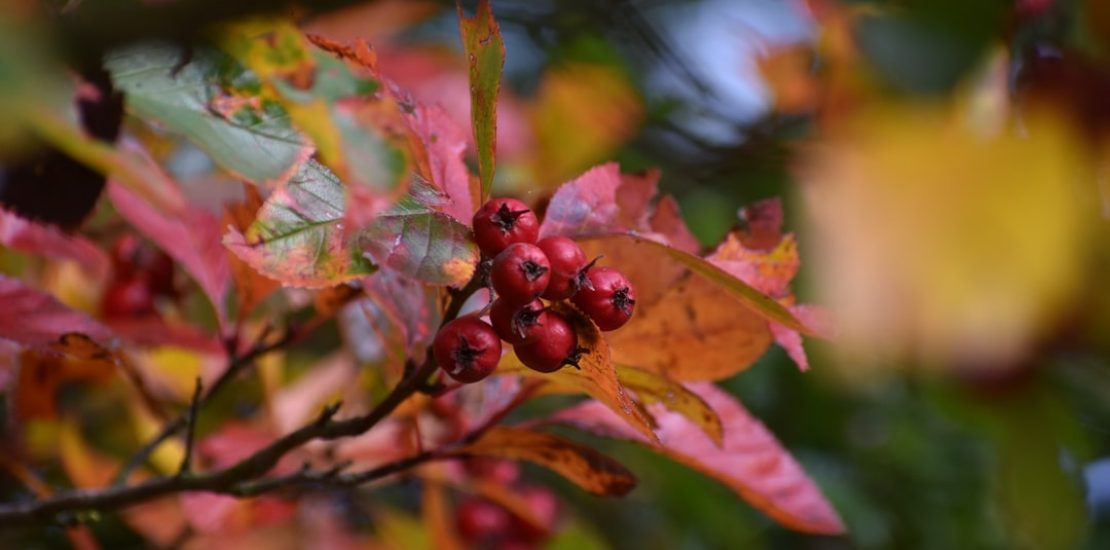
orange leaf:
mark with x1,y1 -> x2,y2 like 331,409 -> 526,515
601,252 -> 774,381
552,384 -> 845,534
423,475 -> 464,550
460,426 -> 636,496
15,334 -> 120,420
616,365 -> 723,447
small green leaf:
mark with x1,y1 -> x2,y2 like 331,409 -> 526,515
223,160 -> 375,288
457,0 -> 505,203
104,43 -> 312,185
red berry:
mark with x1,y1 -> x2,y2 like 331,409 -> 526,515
508,486 -> 560,542
464,458 -> 521,485
145,251 -> 177,298
472,198 -> 540,257
455,497 -> 510,541
491,243 -> 551,305
537,236 -> 588,300
572,267 -> 636,331
489,298 -> 549,345
433,317 -> 502,383
101,277 -> 155,318
513,312 -> 578,373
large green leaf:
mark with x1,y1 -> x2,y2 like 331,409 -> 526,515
223,160 -> 375,288
104,43 -> 311,185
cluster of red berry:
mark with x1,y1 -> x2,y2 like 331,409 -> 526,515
100,235 -> 177,318
433,198 -> 636,384
455,460 -> 559,548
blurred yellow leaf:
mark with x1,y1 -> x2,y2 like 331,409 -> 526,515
801,104 -> 1094,370
532,63 -> 642,185
59,420 -> 118,489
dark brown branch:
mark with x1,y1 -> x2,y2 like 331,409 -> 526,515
1,274 -> 485,527
112,318 -> 316,485
176,377 -> 203,476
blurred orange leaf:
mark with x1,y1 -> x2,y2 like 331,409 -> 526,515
533,65 -> 642,185
15,333 -> 119,420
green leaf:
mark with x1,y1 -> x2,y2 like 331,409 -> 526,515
104,43 -> 311,185
223,160 -> 375,288
359,191 -> 479,287
457,0 -> 504,203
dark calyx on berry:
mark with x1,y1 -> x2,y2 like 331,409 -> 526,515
514,311 -> 578,373
491,242 -> 551,305
472,198 -> 540,257
433,317 -> 502,383
572,266 -> 636,331
490,298 -> 548,345
537,236 -> 589,300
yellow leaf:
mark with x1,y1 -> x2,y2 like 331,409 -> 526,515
532,63 -> 642,185
801,103 -> 1094,369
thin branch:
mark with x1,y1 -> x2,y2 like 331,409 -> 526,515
2,274 -> 485,527
112,318 -> 314,485
176,378 -> 204,476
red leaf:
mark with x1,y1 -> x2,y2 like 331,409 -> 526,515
0,208 -> 109,278
404,101 -> 475,222
539,163 -> 624,239
0,276 -> 112,346
539,162 -> 701,252
737,197 -> 786,252
650,195 -> 700,254
550,383 -> 845,534
109,182 -> 230,328
770,304 -> 834,373
105,317 -> 226,354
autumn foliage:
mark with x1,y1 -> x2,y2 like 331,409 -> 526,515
0,0 -> 847,547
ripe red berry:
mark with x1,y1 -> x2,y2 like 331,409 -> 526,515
472,198 -> 540,257
537,236 -> 588,300
508,486 -> 560,542
491,243 -> 551,305
572,267 -> 636,331
513,311 -> 578,373
101,277 -> 155,318
433,317 -> 502,383
145,251 -> 177,298
489,298 -> 548,345
455,497 -> 511,541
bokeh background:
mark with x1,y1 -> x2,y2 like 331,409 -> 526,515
7,0 -> 1110,548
